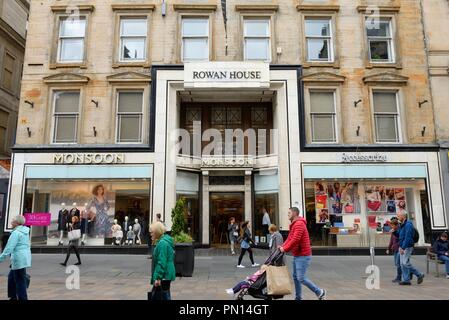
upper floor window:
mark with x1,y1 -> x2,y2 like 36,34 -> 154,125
120,18 -> 147,62
182,18 -> 209,61
52,91 -> 80,143
366,18 -> 395,63
373,91 -> 400,143
116,91 -> 144,143
309,91 -> 337,143
2,52 -> 15,92
244,19 -> 271,62
57,17 -> 86,63
305,18 -> 333,62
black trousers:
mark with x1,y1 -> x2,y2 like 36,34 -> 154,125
64,243 -> 81,264
8,268 -> 28,300
238,248 -> 255,265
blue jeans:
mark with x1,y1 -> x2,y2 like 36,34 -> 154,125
8,268 -> 28,300
400,247 -> 423,283
292,256 -> 322,300
438,255 -> 449,275
393,251 -> 402,280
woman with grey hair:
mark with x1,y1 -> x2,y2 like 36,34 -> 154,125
0,215 -> 31,300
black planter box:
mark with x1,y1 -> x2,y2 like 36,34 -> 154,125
174,243 -> 195,277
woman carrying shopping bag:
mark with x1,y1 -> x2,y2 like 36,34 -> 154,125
60,216 -> 82,266
149,221 -> 176,300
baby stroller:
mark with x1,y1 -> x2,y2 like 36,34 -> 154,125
236,249 -> 286,300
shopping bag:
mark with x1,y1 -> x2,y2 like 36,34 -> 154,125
266,265 -> 293,296
68,229 -> 81,241
149,286 -> 163,300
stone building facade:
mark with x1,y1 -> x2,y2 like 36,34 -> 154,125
6,0 -> 446,248
0,0 -> 29,237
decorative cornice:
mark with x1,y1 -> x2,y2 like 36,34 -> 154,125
363,72 -> 408,85
235,5 -> 279,12
112,4 -> 155,12
301,72 -> 346,83
357,6 -> 400,14
297,5 -> 340,12
173,4 -> 217,12
107,72 -> 151,83
43,73 -> 90,84
51,5 -> 95,13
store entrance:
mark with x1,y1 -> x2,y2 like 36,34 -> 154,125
210,192 -> 244,246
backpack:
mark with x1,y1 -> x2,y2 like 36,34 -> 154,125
413,227 -> 420,244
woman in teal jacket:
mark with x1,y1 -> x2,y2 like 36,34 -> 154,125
150,221 -> 176,300
0,215 -> 32,300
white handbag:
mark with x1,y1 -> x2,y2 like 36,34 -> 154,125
68,229 -> 81,241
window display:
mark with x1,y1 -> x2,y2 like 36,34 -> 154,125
25,179 -> 151,246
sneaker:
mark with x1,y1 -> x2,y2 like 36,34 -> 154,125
446,275 -> 449,279
225,289 -> 234,295
318,289 -> 327,300
399,281 -> 411,285
231,251 -> 236,255
252,263 -> 260,267
417,274 -> 424,285
75,262 -> 82,266
392,278 -> 401,283
60,263 -> 66,267
237,265 -> 245,268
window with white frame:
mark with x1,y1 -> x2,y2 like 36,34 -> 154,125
366,17 -> 394,63
116,91 -> 144,143
305,18 -> 333,62
373,91 -> 400,143
310,91 -> 337,143
182,18 -> 209,61
52,91 -> 80,143
120,18 -> 147,62
244,19 -> 271,61
57,17 -> 87,63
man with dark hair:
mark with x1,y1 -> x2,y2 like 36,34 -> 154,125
280,207 -> 326,300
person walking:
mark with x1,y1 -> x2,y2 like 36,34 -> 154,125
150,221 -> 175,300
432,231 -> 449,279
228,217 -> 239,255
237,222 -> 259,268
268,224 -> 284,255
0,215 -> 31,300
386,217 -> 402,283
261,208 -> 271,240
397,211 -> 424,285
60,216 -> 82,266
280,207 -> 326,301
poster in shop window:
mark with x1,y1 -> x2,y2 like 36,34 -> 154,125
386,188 -> 396,213
394,188 -> 407,214
340,182 -> 358,214
315,182 -> 328,223
315,181 -> 360,221
366,185 -> 386,212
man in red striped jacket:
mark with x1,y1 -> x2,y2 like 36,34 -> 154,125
280,207 -> 326,300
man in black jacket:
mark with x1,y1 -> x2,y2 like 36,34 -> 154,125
432,231 -> 449,278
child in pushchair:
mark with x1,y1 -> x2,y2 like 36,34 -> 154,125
226,249 -> 285,300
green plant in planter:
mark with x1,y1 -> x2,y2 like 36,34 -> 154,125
171,198 -> 193,243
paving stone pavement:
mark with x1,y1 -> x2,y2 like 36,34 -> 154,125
0,250 -> 447,300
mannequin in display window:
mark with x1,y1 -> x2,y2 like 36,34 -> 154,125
126,226 -> 135,245
133,218 -> 142,244
122,216 -> 132,244
80,203 -> 89,245
69,203 -> 80,221
58,203 -> 69,245
111,219 -> 122,246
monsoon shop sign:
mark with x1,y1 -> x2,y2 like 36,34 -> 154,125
184,62 -> 270,88
339,153 -> 388,163
24,213 -> 51,226
54,153 -> 125,164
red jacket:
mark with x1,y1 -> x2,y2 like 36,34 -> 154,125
282,217 -> 312,257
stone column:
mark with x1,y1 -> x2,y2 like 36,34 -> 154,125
202,173 -> 210,245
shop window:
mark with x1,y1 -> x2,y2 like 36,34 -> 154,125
0,109 -> 8,152
373,91 -> 400,143
310,91 -> 337,143
366,17 -> 395,63
305,18 -> 333,62
176,171 -> 200,242
182,18 -> 209,61
2,52 -> 15,92
116,91 -> 144,143
244,19 -> 271,62
25,179 -> 152,246
119,18 -> 147,62
254,172 -> 279,244
57,17 -> 87,63
52,91 -> 80,144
